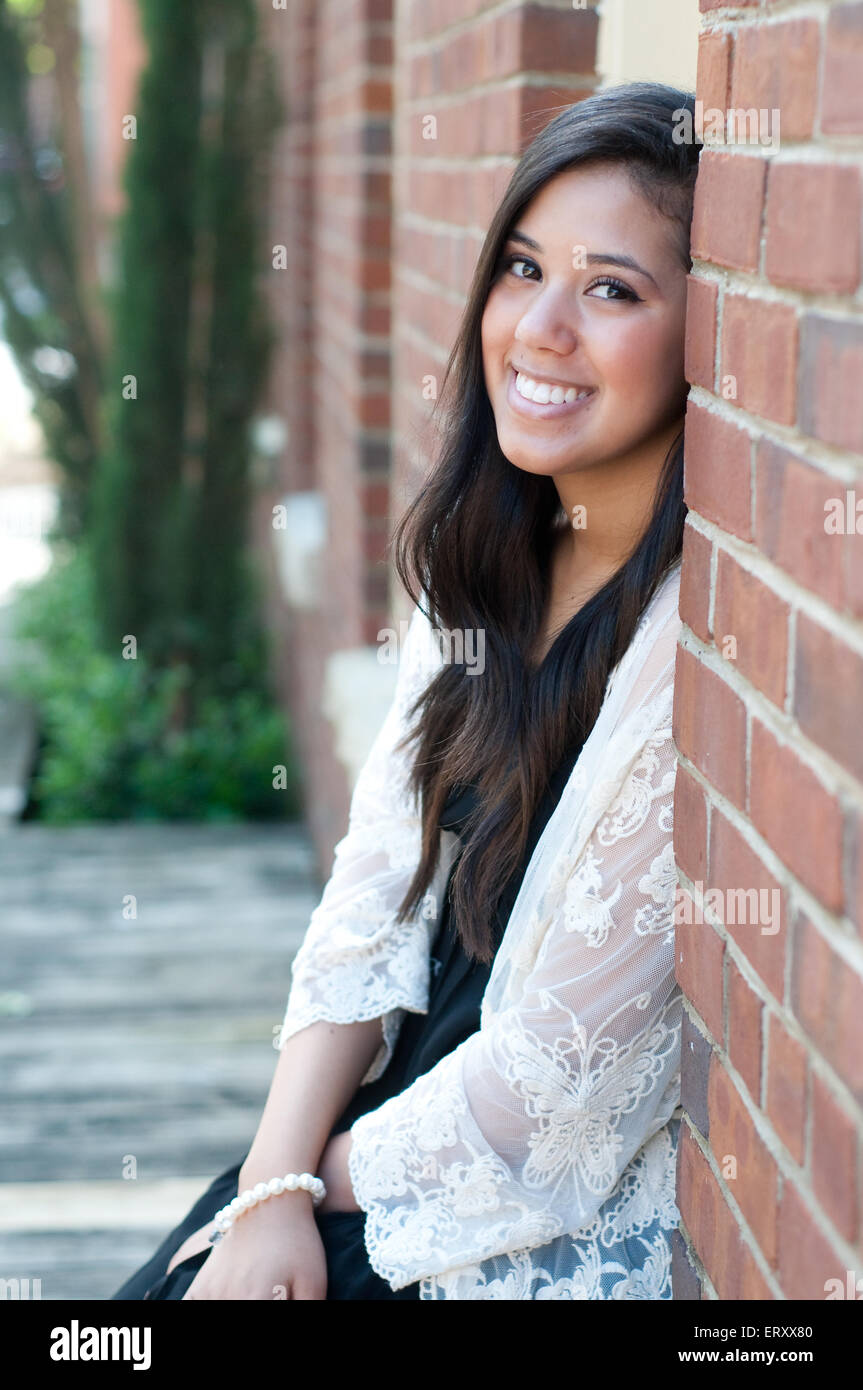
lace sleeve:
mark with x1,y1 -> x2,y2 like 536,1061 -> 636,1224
275,601 -> 447,1084
346,652 -> 682,1290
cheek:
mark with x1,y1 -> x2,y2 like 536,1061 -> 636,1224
481,285 -> 520,362
592,313 -> 685,401
480,296 -> 505,364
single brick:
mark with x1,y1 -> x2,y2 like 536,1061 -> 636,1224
683,401 -> 752,541
713,551 -> 789,709
754,439 -> 847,612
766,163 -> 861,294
810,1070 -> 860,1245
676,900 -> 726,1046
674,646 -> 747,808
730,20 -> 820,142
691,151 -> 767,273
682,1008 -> 714,1138
709,809 -> 788,1004
794,612 -> 863,787
673,760 -> 709,888
822,3 -> 863,134
749,719 -> 845,913
799,314 -> 863,455
765,1012 -> 808,1167
720,293 -> 798,427
778,1178 -> 850,1299
685,275 -> 718,391
726,956 -> 764,1103
678,523 -> 712,647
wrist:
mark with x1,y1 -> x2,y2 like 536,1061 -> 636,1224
239,1151 -> 321,1193
227,1174 -> 321,1231
317,1130 -> 361,1215
223,1189 -> 317,1238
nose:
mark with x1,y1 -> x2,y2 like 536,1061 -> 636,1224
513,284 -> 579,357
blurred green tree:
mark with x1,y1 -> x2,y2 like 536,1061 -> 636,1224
89,0 -> 280,726
4,0 -> 297,822
0,0 -> 105,537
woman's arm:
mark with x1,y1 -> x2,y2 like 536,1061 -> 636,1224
237,1018 -> 376,1207
178,1018 -> 377,1298
172,1019 -> 369,1288
181,604 -> 443,1296
239,597 -> 446,1202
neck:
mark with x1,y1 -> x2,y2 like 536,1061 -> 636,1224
552,417 -> 683,577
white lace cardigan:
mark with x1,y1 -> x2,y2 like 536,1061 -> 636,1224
276,560 -> 685,1299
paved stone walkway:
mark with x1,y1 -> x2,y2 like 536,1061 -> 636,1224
0,821 -> 320,1299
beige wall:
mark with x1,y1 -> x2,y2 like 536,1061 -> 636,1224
597,0 -> 698,91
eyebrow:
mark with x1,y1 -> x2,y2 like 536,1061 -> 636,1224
504,229 -> 660,291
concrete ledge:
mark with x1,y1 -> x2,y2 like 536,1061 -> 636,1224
0,1178 -> 218,1232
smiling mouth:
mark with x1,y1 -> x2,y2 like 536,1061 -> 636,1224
507,366 -> 596,415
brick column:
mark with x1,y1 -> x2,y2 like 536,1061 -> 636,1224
673,0 -> 863,1301
255,0 -> 396,864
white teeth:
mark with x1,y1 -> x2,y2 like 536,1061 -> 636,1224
515,371 -> 591,405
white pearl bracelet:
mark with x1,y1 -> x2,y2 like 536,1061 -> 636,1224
209,1172 -> 326,1243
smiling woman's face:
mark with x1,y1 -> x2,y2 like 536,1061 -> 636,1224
481,162 -> 690,480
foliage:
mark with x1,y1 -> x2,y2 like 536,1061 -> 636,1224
1,0 -> 296,827
6,547 -> 301,823
0,0 -> 103,536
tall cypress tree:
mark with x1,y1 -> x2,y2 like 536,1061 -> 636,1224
89,0 -> 202,672
89,0 -> 278,721
184,1 -> 276,683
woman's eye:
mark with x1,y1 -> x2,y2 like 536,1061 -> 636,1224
502,254 -> 539,280
586,276 -> 638,301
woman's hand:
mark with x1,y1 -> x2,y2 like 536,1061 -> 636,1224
180,1196 -> 328,1301
166,1130 -> 359,1296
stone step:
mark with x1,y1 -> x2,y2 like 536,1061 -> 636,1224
0,821 -> 326,1298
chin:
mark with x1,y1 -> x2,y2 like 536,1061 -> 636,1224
501,449 -> 576,478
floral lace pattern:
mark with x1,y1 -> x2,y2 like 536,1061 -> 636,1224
279,564 -> 686,1296
416,1120 -> 681,1299
275,604 -> 456,1083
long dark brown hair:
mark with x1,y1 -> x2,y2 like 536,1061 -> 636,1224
390,82 -> 701,963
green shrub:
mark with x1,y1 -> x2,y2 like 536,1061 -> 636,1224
6,547 -> 301,823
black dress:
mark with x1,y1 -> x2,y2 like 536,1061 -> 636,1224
111,741 -> 582,1301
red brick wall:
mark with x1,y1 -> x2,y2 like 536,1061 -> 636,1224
672,0 -> 863,1301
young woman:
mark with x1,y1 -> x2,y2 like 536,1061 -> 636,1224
113,80 -> 701,1302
